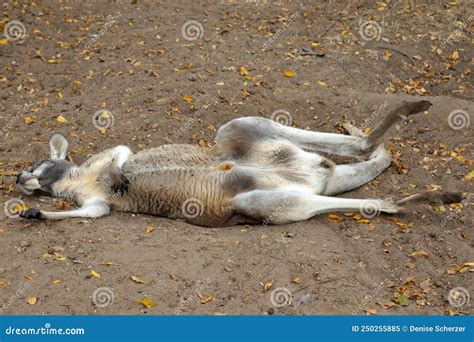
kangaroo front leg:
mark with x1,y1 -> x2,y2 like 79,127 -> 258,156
20,198 -> 110,221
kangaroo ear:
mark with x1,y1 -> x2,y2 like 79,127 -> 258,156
49,133 -> 69,160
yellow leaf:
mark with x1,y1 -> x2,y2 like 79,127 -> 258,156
317,80 -> 328,87
131,276 -> 146,284
464,170 -> 474,181
464,262 -> 474,267
0,281 -> 9,286
73,80 -> 81,85
291,277 -> 303,284
27,297 -> 38,305
363,127 -> 372,134
101,260 -> 113,266
241,90 -> 250,97
384,50 -> 392,60
32,29 -> 42,34
57,91 -> 63,99
311,42 -> 320,47
47,59 -> 62,64
183,95 -> 193,102
90,270 -> 101,279
56,115 -> 68,123
239,66 -> 249,76
450,50 -> 459,61
139,297 -> 156,308
24,117 -> 35,124
201,295 -> 215,304
198,139 -> 207,148
408,184 -> 417,189
53,280 -> 61,284
410,250 -> 429,258
0,39 -> 9,45
263,281 -> 273,291
365,308 -> 378,315
328,213 -> 344,223
145,225 -> 154,233
53,252 -> 66,261
283,70 -> 294,77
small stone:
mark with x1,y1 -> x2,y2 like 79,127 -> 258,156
188,74 -> 198,82
267,308 -> 274,315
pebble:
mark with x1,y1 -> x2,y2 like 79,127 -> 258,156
188,74 -> 198,82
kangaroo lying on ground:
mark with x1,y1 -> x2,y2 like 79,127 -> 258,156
15,100 -> 463,227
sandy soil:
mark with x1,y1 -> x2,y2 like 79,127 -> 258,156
0,0 -> 473,315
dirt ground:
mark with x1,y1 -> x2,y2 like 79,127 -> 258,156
0,0 -> 473,315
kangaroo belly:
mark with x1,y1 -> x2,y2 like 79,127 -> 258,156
110,166 -> 236,227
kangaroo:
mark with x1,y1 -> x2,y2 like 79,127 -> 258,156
15,100 -> 463,227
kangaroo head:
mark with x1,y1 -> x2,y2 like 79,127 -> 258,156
16,133 -> 75,196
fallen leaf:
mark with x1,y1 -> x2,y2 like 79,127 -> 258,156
317,80 -> 328,87
394,294 -> 408,306
384,50 -> 392,60
24,117 -> 34,124
200,295 -> 215,304
145,225 -> 154,233
283,70 -> 294,77
464,170 -> 474,181
52,280 -> 61,284
239,66 -> 249,76
56,115 -> 68,123
450,50 -> 459,61
0,39 -> 8,45
101,260 -> 113,266
410,250 -> 429,258
139,297 -> 156,308
131,276 -> 146,284
291,277 -> 303,284
0,281 -> 9,286
27,297 -> 38,305
263,281 -> 273,291
365,308 -> 378,315
90,270 -> 101,279
183,95 -> 193,102
328,213 -> 344,223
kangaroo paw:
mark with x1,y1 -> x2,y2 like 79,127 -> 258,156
19,208 -> 44,220
110,168 -> 130,196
